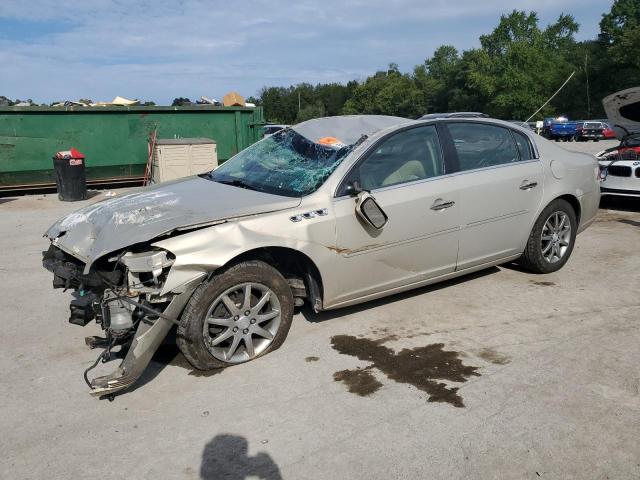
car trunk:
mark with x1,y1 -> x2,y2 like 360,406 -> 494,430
603,87 -> 640,139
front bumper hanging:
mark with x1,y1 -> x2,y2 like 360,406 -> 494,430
88,277 -> 201,397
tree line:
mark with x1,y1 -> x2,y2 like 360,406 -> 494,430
254,0 -> 640,124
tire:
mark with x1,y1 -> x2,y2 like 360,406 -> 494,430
177,260 -> 294,370
518,199 -> 577,274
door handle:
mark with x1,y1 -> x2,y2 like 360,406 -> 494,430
430,200 -> 455,211
519,181 -> 538,190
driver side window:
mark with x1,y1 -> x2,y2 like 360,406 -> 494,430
357,125 -> 444,191
448,123 -> 520,171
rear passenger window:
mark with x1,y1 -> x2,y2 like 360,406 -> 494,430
448,123 -> 520,171
513,131 -> 534,160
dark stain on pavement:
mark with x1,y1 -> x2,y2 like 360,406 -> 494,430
305,356 -> 320,362
531,280 -> 556,287
331,335 -> 480,407
476,348 -> 511,365
333,366 -> 383,396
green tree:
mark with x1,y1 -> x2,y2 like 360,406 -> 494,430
462,11 -> 579,119
253,3 -> 638,124
171,97 -> 192,106
295,101 -> 326,123
343,64 -> 426,118
600,0 -> 640,45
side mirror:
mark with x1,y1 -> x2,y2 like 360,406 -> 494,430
356,192 -> 388,230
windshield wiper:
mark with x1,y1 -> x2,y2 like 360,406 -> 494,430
213,177 -> 261,192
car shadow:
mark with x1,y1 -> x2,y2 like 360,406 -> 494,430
300,266 -> 500,323
600,195 -> 640,213
0,198 -> 16,205
109,329 -> 224,397
200,434 -> 283,480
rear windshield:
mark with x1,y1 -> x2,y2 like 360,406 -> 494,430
583,122 -> 601,129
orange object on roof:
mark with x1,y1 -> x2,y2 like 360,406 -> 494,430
317,136 -> 341,145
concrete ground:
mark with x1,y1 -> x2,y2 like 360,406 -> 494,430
558,138 -> 617,155
1,140 -> 639,479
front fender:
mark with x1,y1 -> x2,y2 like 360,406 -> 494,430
153,211 -> 336,296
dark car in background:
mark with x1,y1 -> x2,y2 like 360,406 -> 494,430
575,121 -> 604,142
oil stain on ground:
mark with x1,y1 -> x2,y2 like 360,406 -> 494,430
305,356 -> 320,362
476,348 -> 511,365
530,280 -> 556,287
331,335 -> 480,407
333,366 -> 383,397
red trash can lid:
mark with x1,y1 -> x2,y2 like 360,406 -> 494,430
55,148 -> 85,159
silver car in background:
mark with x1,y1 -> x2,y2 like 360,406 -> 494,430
43,115 -> 600,397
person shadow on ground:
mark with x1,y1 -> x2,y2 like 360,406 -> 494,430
200,434 -> 283,480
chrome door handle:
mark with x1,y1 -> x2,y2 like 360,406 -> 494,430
520,181 -> 538,190
430,200 -> 455,211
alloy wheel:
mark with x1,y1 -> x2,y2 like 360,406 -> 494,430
541,211 -> 572,264
202,282 -> 281,363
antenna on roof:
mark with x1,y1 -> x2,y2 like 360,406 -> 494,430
524,71 -> 575,123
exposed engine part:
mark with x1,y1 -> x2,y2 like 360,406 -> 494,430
83,334 -> 115,389
118,250 -> 174,293
85,336 -> 111,349
69,293 -> 98,326
88,276 -> 203,398
43,244 -> 122,290
102,291 -> 136,333
120,249 -> 173,274
43,244 -> 195,397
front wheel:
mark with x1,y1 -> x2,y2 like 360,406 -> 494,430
518,199 -> 577,274
177,260 -> 294,370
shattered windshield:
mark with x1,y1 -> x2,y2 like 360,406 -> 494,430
206,128 -> 353,197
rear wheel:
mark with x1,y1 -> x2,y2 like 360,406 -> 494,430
518,199 -> 577,274
177,260 -> 294,370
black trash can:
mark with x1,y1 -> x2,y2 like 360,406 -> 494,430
53,148 -> 87,201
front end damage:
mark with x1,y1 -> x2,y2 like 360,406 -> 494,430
42,244 -> 202,397
40,178 -> 306,397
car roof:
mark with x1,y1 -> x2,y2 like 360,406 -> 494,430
292,115 -> 412,145
419,112 -> 488,120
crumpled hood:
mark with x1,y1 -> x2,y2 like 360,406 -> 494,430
45,176 -> 301,270
603,87 -> 640,139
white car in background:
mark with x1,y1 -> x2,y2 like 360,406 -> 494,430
598,87 -> 640,197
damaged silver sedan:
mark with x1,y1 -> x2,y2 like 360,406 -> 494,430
43,115 -> 600,397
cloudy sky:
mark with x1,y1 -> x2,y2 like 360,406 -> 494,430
0,0 -> 610,105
